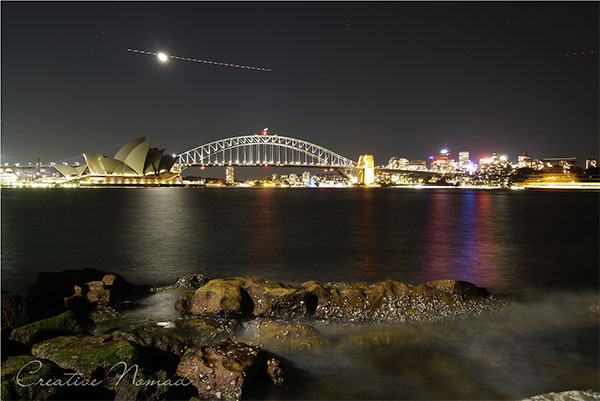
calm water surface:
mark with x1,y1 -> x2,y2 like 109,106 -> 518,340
2,188 -> 598,399
2,188 -> 598,294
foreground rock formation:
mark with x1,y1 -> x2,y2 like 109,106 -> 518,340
1,270 -> 513,400
176,338 -> 283,401
176,276 -> 503,322
522,390 -> 600,401
25,268 -> 151,321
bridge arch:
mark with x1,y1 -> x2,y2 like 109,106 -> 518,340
176,135 -> 356,169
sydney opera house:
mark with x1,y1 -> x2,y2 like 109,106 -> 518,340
53,137 -> 181,185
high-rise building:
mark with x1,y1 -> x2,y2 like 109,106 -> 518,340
518,153 -> 533,168
225,166 -> 235,183
387,157 -> 409,169
458,151 -> 469,167
408,160 -> 427,171
543,157 -> 576,173
302,171 -> 311,185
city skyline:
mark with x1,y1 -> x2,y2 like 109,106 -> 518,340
2,2 -> 598,164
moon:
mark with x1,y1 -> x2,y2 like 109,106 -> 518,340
156,52 -> 168,62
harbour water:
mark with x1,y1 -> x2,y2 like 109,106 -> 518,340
1,188 -> 599,399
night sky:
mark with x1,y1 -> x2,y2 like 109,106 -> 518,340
2,2 -> 598,168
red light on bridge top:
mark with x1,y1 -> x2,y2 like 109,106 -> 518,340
262,127 -> 269,136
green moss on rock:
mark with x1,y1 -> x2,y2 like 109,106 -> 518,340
9,311 -> 84,345
31,334 -> 140,382
1,355 -> 67,400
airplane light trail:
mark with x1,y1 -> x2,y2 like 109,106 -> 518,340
564,50 -> 597,56
127,48 -> 272,71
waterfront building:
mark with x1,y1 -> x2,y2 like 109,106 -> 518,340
431,145 -> 453,173
225,166 -> 235,183
542,157 -> 577,174
302,171 -> 311,185
53,137 -> 179,185
407,160 -> 427,171
478,153 -> 513,179
387,157 -> 409,170
0,168 -> 18,185
518,153 -> 533,169
458,151 -> 469,167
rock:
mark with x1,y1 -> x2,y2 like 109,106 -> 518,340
175,316 -> 238,344
26,268 -> 151,320
1,291 -> 23,331
426,279 -> 490,299
178,276 -> 502,322
64,293 -> 88,310
86,281 -> 105,291
9,310 -> 84,346
103,274 -> 116,286
186,277 -> 252,316
302,278 -> 500,322
175,274 -> 208,290
174,291 -> 195,313
175,338 -> 278,401
180,276 -> 312,318
588,305 -> 600,314
1,355 -> 69,400
113,367 -> 171,401
267,358 -> 284,385
86,289 -> 111,304
112,325 -> 188,357
241,276 -> 311,317
244,319 -> 325,350
111,317 -> 237,357
89,304 -> 122,324
522,390 -> 600,401
31,334 -> 141,389
152,274 -> 208,292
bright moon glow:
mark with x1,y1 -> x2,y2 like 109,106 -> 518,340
157,52 -> 169,62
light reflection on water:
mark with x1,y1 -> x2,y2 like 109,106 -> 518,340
1,188 -> 598,296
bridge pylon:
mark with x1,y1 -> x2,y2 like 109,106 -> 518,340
357,154 -> 375,185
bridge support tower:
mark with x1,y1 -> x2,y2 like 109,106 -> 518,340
357,154 -> 375,185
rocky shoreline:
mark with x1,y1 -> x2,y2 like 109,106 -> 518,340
0,269 -> 595,400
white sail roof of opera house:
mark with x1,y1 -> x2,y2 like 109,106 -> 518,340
54,137 -> 176,177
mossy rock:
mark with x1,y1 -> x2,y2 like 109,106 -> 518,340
1,355 -> 67,400
112,317 -> 237,356
31,334 -> 141,385
114,367 -> 170,401
10,311 -> 84,345
245,319 -> 325,351
112,325 -> 189,356
174,291 -> 195,313
188,277 -> 250,315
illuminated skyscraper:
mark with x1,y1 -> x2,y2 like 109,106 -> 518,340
458,151 -> 469,167
518,153 -> 533,168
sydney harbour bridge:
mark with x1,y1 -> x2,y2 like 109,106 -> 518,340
176,134 -> 357,169
173,132 -> 389,184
